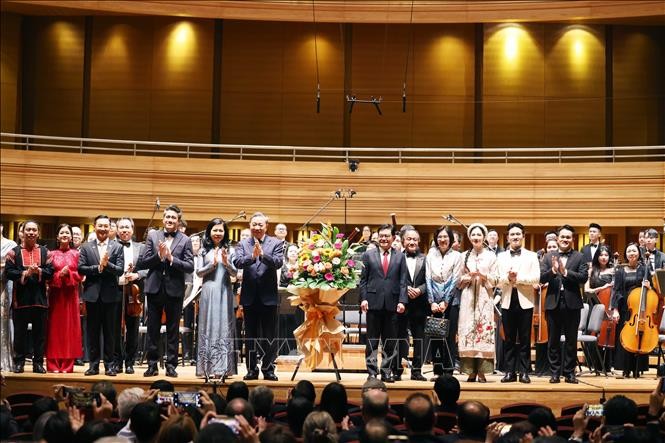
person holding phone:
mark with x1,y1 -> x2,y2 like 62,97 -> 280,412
196,218 -> 237,379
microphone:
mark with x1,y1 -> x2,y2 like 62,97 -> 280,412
156,197 -> 160,210
238,210 -> 246,220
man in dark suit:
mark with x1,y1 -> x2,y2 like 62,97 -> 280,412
397,227 -> 427,381
581,222 -> 603,264
113,217 -> 147,375
540,224 -> 588,384
78,214 -> 124,376
233,212 -> 284,381
137,205 -> 194,378
644,228 -> 665,274
360,224 -> 407,383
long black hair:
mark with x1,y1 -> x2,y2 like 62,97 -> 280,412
202,218 -> 229,253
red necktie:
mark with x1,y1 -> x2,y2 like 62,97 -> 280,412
382,251 -> 389,276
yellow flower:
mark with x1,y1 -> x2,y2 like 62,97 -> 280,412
340,267 -> 349,275
324,262 -> 333,270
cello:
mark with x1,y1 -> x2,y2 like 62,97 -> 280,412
596,253 -> 618,349
619,251 -> 660,355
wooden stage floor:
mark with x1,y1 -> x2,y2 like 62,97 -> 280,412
2,363 -> 660,415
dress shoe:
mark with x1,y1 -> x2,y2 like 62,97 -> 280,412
367,374 -> 377,381
74,359 -> 84,366
501,372 -> 517,383
143,364 -> 158,377
411,373 -> 427,381
115,364 -> 124,374
565,375 -> 578,384
263,373 -> 278,381
393,374 -> 402,382
33,363 -> 46,374
165,366 -> 178,378
549,376 -> 560,384
125,365 -> 135,375
85,367 -> 99,376
244,370 -> 259,381
519,373 -> 531,384
14,363 -> 24,373
466,374 -> 477,382
477,373 -> 487,383
105,368 -> 117,377
381,375 -> 395,383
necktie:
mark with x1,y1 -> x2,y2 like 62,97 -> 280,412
382,251 -> 389,276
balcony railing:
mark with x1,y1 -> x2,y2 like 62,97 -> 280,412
1,132 -> 664,163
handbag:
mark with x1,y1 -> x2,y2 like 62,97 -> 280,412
424,316 -> 449,337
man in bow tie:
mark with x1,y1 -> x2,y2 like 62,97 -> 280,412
137,205 -> 194,378
540,224 -> 588,384
581,222 -> 604,264
396,227 -> 428,381
495,223 -> 540,384
113,217 -> 147,375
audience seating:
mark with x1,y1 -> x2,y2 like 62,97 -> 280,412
499,402 -> 547,415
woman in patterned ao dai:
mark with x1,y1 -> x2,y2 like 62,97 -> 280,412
457,223 -> 498,382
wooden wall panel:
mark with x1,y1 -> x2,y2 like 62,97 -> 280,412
30,17 -> 85,136
2,149 -> 663,229
89,17 -> 153,140
220,21 -> 343,147
89,17 -> 214,143
613,26 -> 665,146
544,25 -> 605,147
1,13 -> 20,133
483,24 -> 546,148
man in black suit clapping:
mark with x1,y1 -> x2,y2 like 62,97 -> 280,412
360,224 -> 407,383
137,205 -> 194,378
540,224 -> 588,384
78,215 -> 124,376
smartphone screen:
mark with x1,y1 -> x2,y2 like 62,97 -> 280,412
210,416 -> 240,434
156,391 -> 175,405
175,392 -> 201,408
586,404 -> 604,417
69,391 -> 100,408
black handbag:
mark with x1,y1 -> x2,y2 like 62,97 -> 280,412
424,316 -> 449,337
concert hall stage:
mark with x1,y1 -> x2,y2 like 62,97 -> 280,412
3,364 -> 659,414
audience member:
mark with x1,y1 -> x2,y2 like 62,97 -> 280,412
197,422 -> 239,443
286,395 -> 314,438
150,379 -> 175,392
129,402 -> 162,443
433,374 -> 460,413
403,393 -> 439,443
302,410 -> 337,443
441,400 -> 489,442
527,407 -> 558,435
259,424 -> 297,443
75,419 -> 117,443
155,414 -> 198,443
227,381 -> 250,401
225,398 -> 256,426
319,382 -> 348,425
42,410 -> 75,443
250,385 -> 275,420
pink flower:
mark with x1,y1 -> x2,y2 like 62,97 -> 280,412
308,243 -> 316,250
334,241 -> 342,249
336,233 -> 345,239
347,260 -> 355,267
324,272 -> 334,281
486,325 -> 492,331
312,255 -> 321,263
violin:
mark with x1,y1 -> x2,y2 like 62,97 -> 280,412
619,251 -> 660,354
596,253 -> 618,349
125,263 -> 142,318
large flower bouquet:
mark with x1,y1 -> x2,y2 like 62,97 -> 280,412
287,224 -> 362,369
289,224 -> 362,290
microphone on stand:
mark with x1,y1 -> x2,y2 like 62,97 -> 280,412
156,197 -> 160,210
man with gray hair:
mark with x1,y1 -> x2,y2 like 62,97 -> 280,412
233,212 -> 284,381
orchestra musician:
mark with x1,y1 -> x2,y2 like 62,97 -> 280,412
581,223 -> 604,264
113,217 -> 147,375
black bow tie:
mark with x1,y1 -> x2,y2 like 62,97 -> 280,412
510,248 -> 521,257
559,250 -> 572,257
119,241 -> 131,248
406,251 -> 418,258
164,231 -> 176,238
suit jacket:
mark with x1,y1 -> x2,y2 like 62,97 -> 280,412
401,251 -> 428,317
118,241 -> 148,288
540,250 -> 588,311
137,230 -> 194,297
646,248 -> 665,272
496,248 -> 540,310
581,243 -> 602,263
232,235 -> 284,306
78,240 -> 124,303
359,247 -> 407,311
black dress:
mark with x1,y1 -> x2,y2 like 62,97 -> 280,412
587,270 -> 614,371
611,265 -> 649,376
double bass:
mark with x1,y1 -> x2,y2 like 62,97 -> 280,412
619,251 -> 660,354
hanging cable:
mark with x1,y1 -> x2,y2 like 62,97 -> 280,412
312,0 -> 321,113
402,0 -> 415,113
